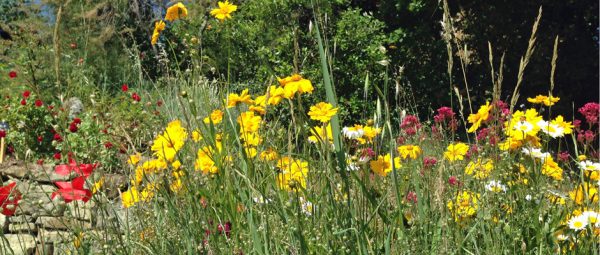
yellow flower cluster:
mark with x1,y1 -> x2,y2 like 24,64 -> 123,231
464,158 -> 494,179
447,191 -> 480,222
276,157 -> 309,191
151,2 -> 188,45
527,94 -> 560,106
308,102 -> 338,123
210,1 -> 238,21
397,145 -> 422,160
370,154 -> 401,177
467,101 -> 492,133
444,142 -> 469,162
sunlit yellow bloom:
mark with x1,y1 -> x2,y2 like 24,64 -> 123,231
308,102 -> 338,123
172,160 -> 182,170
204,109 -> 224,124
165,2 -> 188,22
210,1 -> 238,21
227,89 -> 254,108
447,191 -> 480,222
192,130 -> 203,142
91,177 -> 104,195
467,101 -> 492,133
358,126 -> 381,144
370,154 -> 401,177
266,86 -> 285,105
244,147 -> 257,158
241,132 -> 262,147
140,159 -> 168,174
464,158 -> 494,179
128,153 -> 142,165
237,111 -> 262,134
541,156 -> 563,181
278,74 -> 314,99
250,95 -> 267,115
444,142 -> 469,161
527,95 -> 560,106
569,184 -> 599,205
259,148 -> 278,161
551,115 -> 574,134
122,187 -> 141,208
276,157 -> 309,191
194,142 -> 222,175
546,192 -> 566,205
308,124 -> 333,145
151,20 -> 166,45
397,145 -> 422,160
151,120 -> 188,162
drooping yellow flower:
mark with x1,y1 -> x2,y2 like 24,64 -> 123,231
249,95 -> 267,115
266,86 -> 285,106
464,158 -> 494,179
308,124 -> 333,145
467,101 -> 492,133
527,95 -> 560,106
237,111 -> 262,134
227,89 -> 254,108
203,109 -> 224,124
151,20 -> 166,45
308,102 -> 338,123
569,184 -> 599,205
397,145 -> 422,160
447,191 -> 480,222
444,142 -> 469,161
151,120 -> 188,162
165,2 -> 188,22
370,154 -> 401,177
276,157 -> 309,191
122,187 -> 141,208
541,156 -> 563,181
210,1 -> 238,21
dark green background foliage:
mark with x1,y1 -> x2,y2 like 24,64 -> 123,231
1,0 -> 598,121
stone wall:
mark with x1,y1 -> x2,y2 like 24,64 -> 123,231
0,160 -> 127,255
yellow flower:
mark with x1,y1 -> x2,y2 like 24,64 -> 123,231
204,109 -> 224,124
358,126 -> 381,144
527,95 -> 560,106
151,120 -> 188,162
122,187 -> 141,208
397,145 -> 422,160
447,191 -> 480,222
370,154 -> 401,177
249,95 -> 267,115
91,177 -> 104,195
210,1 -> 238,21
259,148 -> 278,161
569,184 -> 598,205
464,158 -> 494,179
308,102 -> 338,123
276,157 -> 309,191
192,130 -> 203,142
128,153 -> 142,165
194,143 -> 222,175
266,86 -> 285,106
227,89 -> 254,108
151,20 -> 166,45
551,115 -> 574,135
237,111 -> 262,134
241,132 -> 262,147
308,124 -> 333,145
541,156 -> 563,181
278,74 -> 314,99
467,101 -> 492,133
444,142 -> 469,161
165,2 -> 188,22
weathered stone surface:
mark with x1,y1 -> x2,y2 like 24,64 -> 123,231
101,174 -> 127,198
9,215 -> 34,223
14,181 -> 64,216
37,229 -> 73,243
67,200 -> 93,221
36,216 -> 91,230
1,234 -> 37,255
52,243 -> 75,255
8,222 -> 37,232
0,160 -> 69,183
0,213 -> 7,232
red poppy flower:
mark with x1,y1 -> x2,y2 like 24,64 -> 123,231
132,93 -> 141,102
8,71 -> 17,79
0,130 -> 5,138
20,99 -> 26,106
121,84 -> 129,92
54,158 -> 97,177
51,176 -> 92,203
69,123 -> 78,133
35,99 -> 43,107
0,182 -> 22,216
22,90 -> 30,98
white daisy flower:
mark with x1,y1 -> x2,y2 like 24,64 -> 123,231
485,180 -> 507,193
537,120 -> 565,138
567,214 -> 589,231
579,161 -> 600,171
299,197 -> 313,216
513,120 -> 534,133
342,125 -> 364,139
521,147 -> 550,160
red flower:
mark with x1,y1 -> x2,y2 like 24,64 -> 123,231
0,182 -> 22,216
37,135 -> 43,143
104,141 -> 113,149
51,176 -> 92,203
156,100 -> 163,107
54,158 -> 97,177
69,123 -> 78,133
70,43 -> 77,49
8,71 -> 17,79
37,159 -> 44,165
0,130 -> 5,138
448,176 -> 459,186
35,99 -> 43,107
54,152 -> 62,160
132,93 -> 141,102
72,118 -> 82,124
20,99 -> 26,105
53,133 -> 63,142
121,84 -> 129,92
22,90 -> 30,98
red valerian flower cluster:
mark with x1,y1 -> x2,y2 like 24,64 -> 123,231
69,118 -> 82,133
